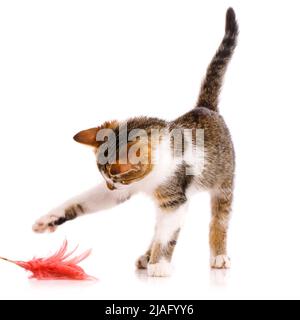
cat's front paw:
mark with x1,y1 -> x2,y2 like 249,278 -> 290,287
32,214 -> 60,233
211,255 -> 231,269
147,259 -> 172,277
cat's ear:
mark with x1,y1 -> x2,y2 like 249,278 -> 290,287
73,127 -> 100,147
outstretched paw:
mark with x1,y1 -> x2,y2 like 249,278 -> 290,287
32,214 -> 62,233
211,255 -> 231,269
32,204 -> 81,233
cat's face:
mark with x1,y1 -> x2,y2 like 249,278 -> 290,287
73,122 -> 153,190
98,161 -> 152,190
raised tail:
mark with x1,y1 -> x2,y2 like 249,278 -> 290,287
196,8 -> 238,112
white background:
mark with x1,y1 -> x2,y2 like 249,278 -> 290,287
0,0 -> 299,300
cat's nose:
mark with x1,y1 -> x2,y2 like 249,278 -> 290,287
109,166 -> 119,176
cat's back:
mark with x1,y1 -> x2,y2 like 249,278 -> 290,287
169,107 -> 235,189
170,107 -> 232,145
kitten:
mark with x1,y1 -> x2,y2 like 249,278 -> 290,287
33,8 -> 238,277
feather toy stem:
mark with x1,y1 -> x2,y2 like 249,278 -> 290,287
0,257 -> 13,263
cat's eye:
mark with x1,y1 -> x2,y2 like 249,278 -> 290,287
121,181 -> 126,184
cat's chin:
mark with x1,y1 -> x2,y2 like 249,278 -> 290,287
110,182 -> 131,190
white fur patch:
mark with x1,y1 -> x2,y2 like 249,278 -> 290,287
118,134 -> 182,196
154,204 -> 187,245
33,183 -> 132,232
211,255 -> 231,269
147,259 -> 172,277
71,184 -> 131,213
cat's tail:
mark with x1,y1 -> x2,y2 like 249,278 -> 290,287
196,8 -> 238,112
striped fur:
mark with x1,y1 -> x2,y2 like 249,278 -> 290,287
197,8 -> 238,112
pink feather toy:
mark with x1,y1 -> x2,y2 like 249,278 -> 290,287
0,240 -> 94,280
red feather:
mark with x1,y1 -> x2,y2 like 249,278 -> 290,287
0,240 -> 95,280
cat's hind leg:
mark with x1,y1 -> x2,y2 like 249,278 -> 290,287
209,182 -> 233,269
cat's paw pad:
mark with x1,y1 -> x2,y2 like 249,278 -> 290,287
147,259 -> 172,277
32,215 -> 59,233
211,255 -> 231,269
136,254 -> 150,270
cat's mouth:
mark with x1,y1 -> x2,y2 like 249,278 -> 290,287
105,175 -> 144,191
107,164 -> 153,185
